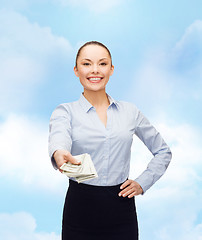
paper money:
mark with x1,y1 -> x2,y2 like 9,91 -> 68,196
60,153 -> 98,183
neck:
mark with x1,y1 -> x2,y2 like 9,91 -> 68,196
83,89 -> 109,108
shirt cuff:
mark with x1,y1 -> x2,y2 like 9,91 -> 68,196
134,177 -> 149,195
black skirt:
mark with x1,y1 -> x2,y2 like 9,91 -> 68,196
62,179 -> 139,240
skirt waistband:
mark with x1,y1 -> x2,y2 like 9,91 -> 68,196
68,179 -> 126,194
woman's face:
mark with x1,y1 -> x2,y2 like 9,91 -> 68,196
74,45 -> 114,93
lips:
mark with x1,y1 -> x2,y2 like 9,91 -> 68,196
87,77 -> 103,83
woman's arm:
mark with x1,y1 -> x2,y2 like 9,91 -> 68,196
48,104 -> 80,169
119,104 -> 171,197
133,109 -> 172,194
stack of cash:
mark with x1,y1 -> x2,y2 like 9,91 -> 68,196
60,153 -> 98,183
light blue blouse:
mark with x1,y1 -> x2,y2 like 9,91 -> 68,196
48,93 -> 171,193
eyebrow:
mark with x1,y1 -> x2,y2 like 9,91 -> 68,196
81,58 -> 109,62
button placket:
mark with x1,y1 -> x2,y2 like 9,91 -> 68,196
102,107 -> 112,185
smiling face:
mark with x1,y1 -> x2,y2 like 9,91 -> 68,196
74,44 -> 114,93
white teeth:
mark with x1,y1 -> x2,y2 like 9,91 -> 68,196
89,78 -> 101,81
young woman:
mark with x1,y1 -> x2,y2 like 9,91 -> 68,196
48,41 -> 172,240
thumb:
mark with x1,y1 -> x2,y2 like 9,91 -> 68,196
65,153 -> 81,165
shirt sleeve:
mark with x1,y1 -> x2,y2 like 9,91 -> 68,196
133,106 -> 172,194
48,104 -> 72,169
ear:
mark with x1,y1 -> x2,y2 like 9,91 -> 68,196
74,66 -> 79,77
110,65 -> 114,76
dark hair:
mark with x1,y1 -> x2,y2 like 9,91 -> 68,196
75,41 -> 112,68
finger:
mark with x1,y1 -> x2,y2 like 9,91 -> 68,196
119,185 -> 131,195
119,180 -> 134,194
129,187 -> 143,197
121,188 -> 134,197
63,158 -> 68,163
120,179 -> 131,190
119,185 -> 133,196
128,192 -> 137,198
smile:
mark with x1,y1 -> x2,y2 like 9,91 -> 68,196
87,77 -> 103,83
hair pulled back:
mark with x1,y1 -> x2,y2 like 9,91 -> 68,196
75,41 -> 112,68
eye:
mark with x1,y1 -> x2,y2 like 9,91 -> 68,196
100,62 -> 107,66
83,63 -> 90,66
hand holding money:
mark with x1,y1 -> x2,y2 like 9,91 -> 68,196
53,150 -> 81,172
60,153 -> 98,183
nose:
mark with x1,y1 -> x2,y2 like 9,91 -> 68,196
91,64 -> 99,73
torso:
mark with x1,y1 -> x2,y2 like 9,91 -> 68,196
62,95 -> 136,186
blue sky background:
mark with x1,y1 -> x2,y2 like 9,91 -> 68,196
0,0 -> 202,239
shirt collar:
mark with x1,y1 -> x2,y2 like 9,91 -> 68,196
79,93 -> 119,113
107,94 -> 119,109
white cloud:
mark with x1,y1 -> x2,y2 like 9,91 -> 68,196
173,20 -> 202,80
0,212 -> 60,240
129,122 -> 202,240
0,114 -> 67,193
130,20 -> 202,107
54,0 -> 125,13
0,9 -> 72,114
175,20 -> 202,54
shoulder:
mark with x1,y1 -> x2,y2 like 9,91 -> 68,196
111,98 -> 140,121
115,99 -> 139,113
50,99 -> 80,118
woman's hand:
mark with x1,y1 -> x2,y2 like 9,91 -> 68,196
118,179 -> 143,198
53,149 -> 81,172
